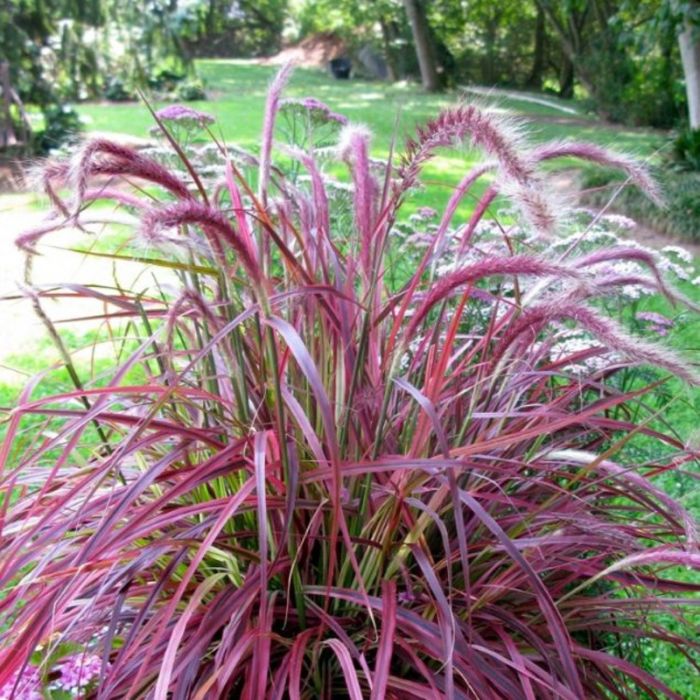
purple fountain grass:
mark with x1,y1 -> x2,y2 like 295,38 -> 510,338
259,62 -> 293,206
398,104 -> 532,191
396,104 -> 557,237
573,244 -> 700,311
0,67 -> 698,699
141,199 -> 261,283
531,140 -> 664,206
279,145 -> 332,272
71,138 -> 194,207
493,296 -> 700,384
338,125 -> 377,280
406,255 -> 582,337
431,163 -> 493,258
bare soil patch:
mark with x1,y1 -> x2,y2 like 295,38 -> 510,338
261,32 -> 347,69
0,199 -> 173,381
550,169 -> 700,256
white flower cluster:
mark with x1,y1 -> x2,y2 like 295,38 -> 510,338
534,327 -> 615,376
543,211 -> 699,301
661,245 -> 694,264
141,143 -> 256,190
597,213 -> 637,230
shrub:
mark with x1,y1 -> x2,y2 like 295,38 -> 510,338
35,104 -> 82,154
141,69 -> 207,103
103,77 -> 134,103
582,164 -> 700,243
147,68 -> 187,92
1,67 -> 699,698
174,79 -> 207,102
672,127 -> 700,172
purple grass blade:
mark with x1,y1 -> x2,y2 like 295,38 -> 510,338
371,580 -> 397,700
323,639 -> 364,700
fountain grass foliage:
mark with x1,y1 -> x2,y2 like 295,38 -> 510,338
1,66 -> 699,699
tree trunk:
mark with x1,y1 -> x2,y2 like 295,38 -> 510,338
403,0 -> 439,91
0,62 -> 17,148
558,54 -> 574,98
483,17 -> 499,84
527,5 -> 546,89
679,17 -> 700,128
379,17 -> 399,81
535,0 -> 597,98
205,0 -> 216,39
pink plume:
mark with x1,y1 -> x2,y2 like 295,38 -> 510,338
142,200 -> 261,283
259,63 -> 294,206
532,140 -> 663,206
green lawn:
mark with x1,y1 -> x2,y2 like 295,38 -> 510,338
2,60 -> 698,697
79,60 -> 664,153
75,60 -> 665,218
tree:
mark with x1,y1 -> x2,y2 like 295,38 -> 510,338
188,0 -> 289,58
403,0 -> 439,91
534,0 -> 606,99
678,0 -> 700,126
429,0 -> 543,89
527,3 -> 547,89
0,61 -> 29,148
289,0 -> 690,128
0,0 -> 66,152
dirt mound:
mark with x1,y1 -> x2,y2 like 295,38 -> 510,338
263,33 -> 347,69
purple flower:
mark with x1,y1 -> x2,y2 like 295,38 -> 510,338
0,667 -> 41,700
636,311 -> 673,336
416,206 -> 438,220
280,97 -> 348,125
155,104 -> 215,127
293,97 -> 328,112
52,653 -> 104,693
398,591 -> 416,604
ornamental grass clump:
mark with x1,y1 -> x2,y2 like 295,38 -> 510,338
1,68 -> 699,699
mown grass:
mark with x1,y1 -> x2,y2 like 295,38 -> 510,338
75,60 -> 665,218
78,61 -> 663,153
2,60 -> 697,696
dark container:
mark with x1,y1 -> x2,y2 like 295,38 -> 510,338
329,57 -> 351,79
